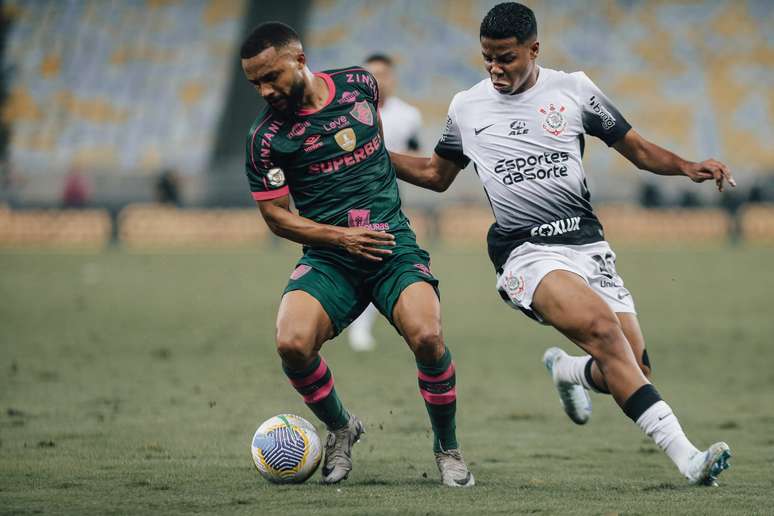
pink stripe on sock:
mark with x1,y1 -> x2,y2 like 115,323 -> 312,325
303,377 -> 334,404
417,361 -> 455,383
420,387 -> 457,405
289,358 -> 328,389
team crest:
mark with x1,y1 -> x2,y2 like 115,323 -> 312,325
349,100 -> 373,126
505,271 -> 526,301
335,128 -> 357,151
266,167 -> 285,187
539,104 -> 567,136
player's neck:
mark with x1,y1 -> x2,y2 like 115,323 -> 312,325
301,70 -> 329,112
512,66 -> 539,95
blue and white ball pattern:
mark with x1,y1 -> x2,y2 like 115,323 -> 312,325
251,414 -> 322,484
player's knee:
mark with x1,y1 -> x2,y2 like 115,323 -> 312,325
406,326 -> 444,363
275,331 -> 315,366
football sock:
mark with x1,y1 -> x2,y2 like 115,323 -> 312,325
554,353 -> 594,389
417,347 -> 458,452
283,355 -> 349,431
624,385 -> 699,476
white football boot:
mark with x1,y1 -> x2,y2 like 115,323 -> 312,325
542,347 -> 592,425
685,442 -> 731,486
321,414 -> 365,484
435,449 -> 475,487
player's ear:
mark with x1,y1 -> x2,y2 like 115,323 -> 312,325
529,40 -> 539,59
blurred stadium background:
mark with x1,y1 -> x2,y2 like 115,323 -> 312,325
0,0 -> 772,248
2,2 -> 774,513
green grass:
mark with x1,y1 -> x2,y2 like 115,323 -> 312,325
1,244 -> 773,515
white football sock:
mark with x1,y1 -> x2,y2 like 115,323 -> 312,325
554,353 -> 593,390
636,400 -> 699,476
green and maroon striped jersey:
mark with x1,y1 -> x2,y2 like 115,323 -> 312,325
244,66 -> 407,234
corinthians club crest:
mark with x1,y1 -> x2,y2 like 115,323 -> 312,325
539,103 -> 567,136
349,100 -> 374,126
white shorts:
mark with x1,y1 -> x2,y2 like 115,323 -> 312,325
495,240 -> 636,322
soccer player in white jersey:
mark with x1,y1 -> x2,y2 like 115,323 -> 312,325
390,2 -> 735,486
348,54 -> 424,352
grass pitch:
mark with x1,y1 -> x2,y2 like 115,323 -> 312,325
1,244 -> 773,515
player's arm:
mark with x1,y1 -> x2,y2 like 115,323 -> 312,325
613,129 -> 736,192
389,151 -> 462,192
258,195 -> 395,262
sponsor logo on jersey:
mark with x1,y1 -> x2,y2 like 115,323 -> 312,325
539,104 -> 567,136
588,96 -> 616,130
529,216 -> 581,237
258,120 -> 283,169
303,134 -> 323,153
266,167 -> 285,187
288,121 -> 310,139
323,115 -> 350,133
349,101 -> 373,126
494,151 -> 569,185
335,128 -> 357,151
309,134 -> 382,174
338,90 -> 361,104
348,209 -> 370,227
509,120 -> 529,136
439,116 -> 454,142
474,123 -> 495,136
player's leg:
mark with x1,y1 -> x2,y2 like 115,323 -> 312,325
347,303 -> 378,351
533,270 -> 730,484
278,262 -> 365,484
391,281 -> 473,487
579,313 -> 651,393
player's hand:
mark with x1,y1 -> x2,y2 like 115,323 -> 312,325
337,228 -> 396,262
684,159 -> 736,192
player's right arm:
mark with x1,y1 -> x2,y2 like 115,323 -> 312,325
258,195 -> 395,262
389,152 -> 462,192
389,99 -> 467,192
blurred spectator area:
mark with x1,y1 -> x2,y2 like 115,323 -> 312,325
0,0 -> 771,210
2,0 -> 246,202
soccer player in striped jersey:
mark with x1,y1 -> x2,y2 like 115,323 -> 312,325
240,22 -> 473,487
390,2 -> 734,486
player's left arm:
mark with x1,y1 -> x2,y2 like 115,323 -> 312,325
613,129 -> 736,192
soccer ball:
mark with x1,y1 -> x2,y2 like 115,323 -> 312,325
250,414 -> 322,484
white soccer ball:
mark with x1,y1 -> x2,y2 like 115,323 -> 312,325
251,414 -> 322,484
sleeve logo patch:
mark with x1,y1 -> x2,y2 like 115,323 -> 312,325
290,264 -> 312,280
539,104 -> 567,136
267,167 -> 285,187
588,96 -> 616,130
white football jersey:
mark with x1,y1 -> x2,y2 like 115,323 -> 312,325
435,66 -> 631,270
380,96 -> 422,152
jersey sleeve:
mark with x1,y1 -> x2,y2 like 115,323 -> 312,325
577,72 -> 631,146
434,99 -> 470,168
244,120 -> 289,201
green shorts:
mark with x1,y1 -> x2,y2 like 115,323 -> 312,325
282,226 -> 439,336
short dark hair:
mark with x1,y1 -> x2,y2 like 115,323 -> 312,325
364,54 -> 393,67
480,2 -> 537,43
240,22 -> 300,59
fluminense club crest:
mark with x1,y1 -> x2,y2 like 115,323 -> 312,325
539,104 -> 567,136
349,100 -> 373,126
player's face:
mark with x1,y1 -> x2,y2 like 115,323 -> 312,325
242,45 -> 306,117
480,36 -> 539,95
364,61 -> 395,102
